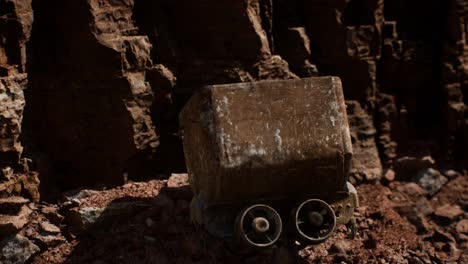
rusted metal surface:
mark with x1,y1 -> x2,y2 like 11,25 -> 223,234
180,77 -> 352,206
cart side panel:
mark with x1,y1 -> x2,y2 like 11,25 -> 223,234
181,77 -> 352,205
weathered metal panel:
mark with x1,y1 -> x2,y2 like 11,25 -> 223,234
180,77 -> 352,206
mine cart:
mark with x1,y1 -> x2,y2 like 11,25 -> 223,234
179,77 -> 358,250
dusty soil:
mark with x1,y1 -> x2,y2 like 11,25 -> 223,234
28,174 -> 467,264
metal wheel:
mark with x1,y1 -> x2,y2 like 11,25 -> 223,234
235,204 -> 282,248
292,199 -> 336,244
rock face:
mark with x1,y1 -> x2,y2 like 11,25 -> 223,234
24,0 -> 159,190
0,0 -> 31,175
0,0 -> 464,193
0,0 -> 39,198
346,100 -> 382,183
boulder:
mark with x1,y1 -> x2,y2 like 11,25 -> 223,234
413,168 -> 448,196
0,234 -> 39,264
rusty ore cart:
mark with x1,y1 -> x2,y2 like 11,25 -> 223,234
179,77 -> 358,250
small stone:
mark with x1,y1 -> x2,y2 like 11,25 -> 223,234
167,173 -> 189,188
456,219 -> 468,234
383,169 -> 395,182
329,240 -> 352,255
0,234 -> 40,264
33,233 -> 66,246
414,168 -> 448,196
434,204 -> 464,221
67,207 -> 105,230
40,221 -> 61,234
40,206 -> 64,224
442,169 -> 461,180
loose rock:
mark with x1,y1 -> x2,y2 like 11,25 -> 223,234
0,234 -> 40,264
434,204 -> 464,221
414,168 -> 448,196
167,173 -> 189,188
383,169 -> 395,183
456,219 -> 468,234
0,205 -> 32,236
40,221 -> 61,234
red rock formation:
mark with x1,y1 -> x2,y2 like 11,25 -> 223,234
0,0 -> 39,200
24,0 -> 158,191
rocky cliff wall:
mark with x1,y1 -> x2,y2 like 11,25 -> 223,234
0,0 -> 39,201
0,0 -> 466,196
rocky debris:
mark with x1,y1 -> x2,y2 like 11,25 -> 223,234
59,180 -> 166,232
15,177 -> 459,263
0,196 -> 29,212
390,183 -> 434,233
20,205 -> 66,248
0,172 -> 40,202
0,204 -> 32,236
442,169 -> 461,180
431,175 -> 468,208
434,204 -> 464,222
166,173 -> 189,188
66,207 -> 105,230
414,168 -> 448,196
0,234 -> 39,264
39,222 -> 60,234
456,219 -> 468,234
38,205 -> 64,225
253,55 -> 298,80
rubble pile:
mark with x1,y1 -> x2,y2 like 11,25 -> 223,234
2,172 -> 466,263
